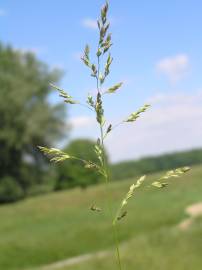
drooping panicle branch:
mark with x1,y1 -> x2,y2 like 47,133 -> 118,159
50,83 -> 78,104
113,175 -> 146,225
38,146 -> 71,163
152,166 -> 190,188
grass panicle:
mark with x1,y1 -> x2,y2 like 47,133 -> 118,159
39,2 -> 191,270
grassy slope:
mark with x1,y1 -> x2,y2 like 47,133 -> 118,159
0,165 -> 201,269
61,217 -> 202,270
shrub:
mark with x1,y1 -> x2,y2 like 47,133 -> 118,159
0,176 -> 24,203
55,139 -> 108,190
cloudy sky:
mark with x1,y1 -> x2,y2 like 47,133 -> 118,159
1,0 -> 202,162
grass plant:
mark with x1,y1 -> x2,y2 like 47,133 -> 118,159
39,2 -> 191,269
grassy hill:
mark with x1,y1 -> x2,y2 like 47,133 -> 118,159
0,165 -> 202,269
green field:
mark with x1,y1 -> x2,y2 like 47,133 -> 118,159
0,165 -> 202,270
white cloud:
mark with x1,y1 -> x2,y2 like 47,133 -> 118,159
51,63 -> 65,70
156,54 -> 189,82
67,92 -> 202,163
69,116 -> 96,129
82,18 -> 97,30
0,8 -> 6,17
105,91 -> 202,162
14,46 -> 46,56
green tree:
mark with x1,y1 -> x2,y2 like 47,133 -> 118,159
0,43 -> 67,203
55,139 -> 108,190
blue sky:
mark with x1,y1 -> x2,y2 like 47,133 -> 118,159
1,0 -> 202,162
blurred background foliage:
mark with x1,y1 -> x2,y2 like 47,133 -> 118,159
0,43 -> 66,203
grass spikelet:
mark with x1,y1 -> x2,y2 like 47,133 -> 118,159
50,83 -> 78,104
105,82 -> 123,94
125,104 -> 150,122
38,146 -> 71,163
152,166 -> 191,188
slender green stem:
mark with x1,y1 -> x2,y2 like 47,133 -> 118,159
113,223 -> 123,270
99,123 -> 123,270
95,33 -> 122,270
102,135 -> 122,270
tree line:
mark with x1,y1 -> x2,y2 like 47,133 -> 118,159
110,149 -> 202,181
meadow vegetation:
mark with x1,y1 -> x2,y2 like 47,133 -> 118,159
0,165 -> 201,269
